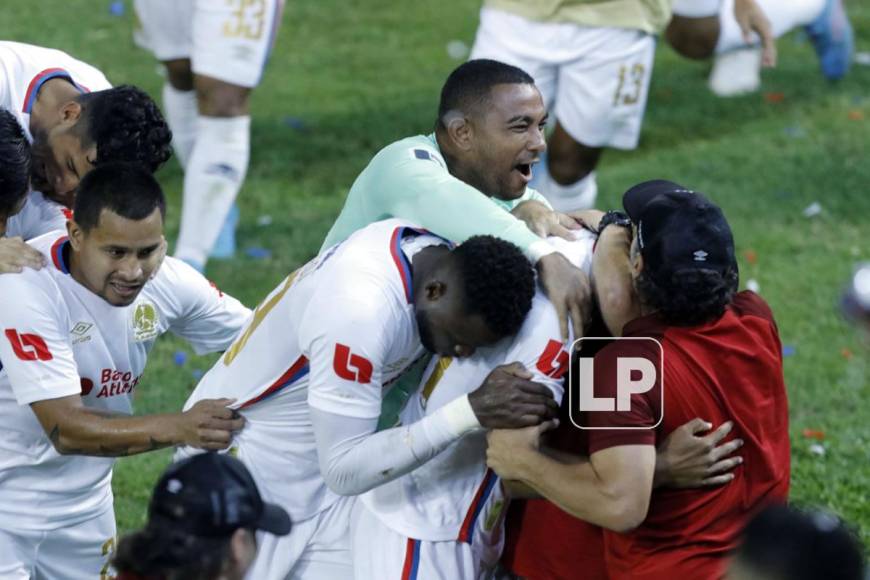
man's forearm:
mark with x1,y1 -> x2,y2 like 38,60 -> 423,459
504,447 -> 645,532
38,405 -> 180,457
592,227 -> 641,336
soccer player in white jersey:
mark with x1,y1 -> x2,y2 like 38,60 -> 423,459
350,233 -> 591,580
134,0 -> 285,270
469,0 -> 775,211
0,41 -> 173,273
180,219 -> 563,578
0,163 -> 251,579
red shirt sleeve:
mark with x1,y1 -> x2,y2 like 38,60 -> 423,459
585,340 -> 660,454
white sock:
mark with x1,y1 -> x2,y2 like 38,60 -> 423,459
174,115 -> 250,267
161,83 -> 198,169
538,168 -> 598,212
716,0 -> 826,53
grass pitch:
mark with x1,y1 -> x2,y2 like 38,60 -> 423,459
3,0 -> 869,552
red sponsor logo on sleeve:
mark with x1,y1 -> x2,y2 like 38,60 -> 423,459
4,329 -> 53,361
537,339 -> 569,379
333,343 -> 373,384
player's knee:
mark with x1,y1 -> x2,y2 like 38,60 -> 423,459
548,147 -> 598,185
195,78 -> 251,117
164,59 -> 194,91
665,16 -> 719,60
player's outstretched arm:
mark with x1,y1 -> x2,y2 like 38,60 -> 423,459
31,395 -> 245,457
537,253 -> 593,342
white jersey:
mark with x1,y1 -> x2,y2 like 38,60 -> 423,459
0,231 -> 250,532
182,219 -> 439,521
6,190 -> 69,240
0,41 -> 111,141
359,230 -> 596,542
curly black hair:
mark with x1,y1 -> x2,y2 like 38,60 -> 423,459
76,85 -> 172,172
636,266 -> 738,326
0,109 -> 31,216
453,235 -> 535,337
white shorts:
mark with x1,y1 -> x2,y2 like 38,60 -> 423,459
351,501 -> 502,580
0,507 -> 116,580
245,495 -> 354,580
470,7 -> 656,150
134,0 -> 284,87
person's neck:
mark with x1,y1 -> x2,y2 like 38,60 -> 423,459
433,130 -> 485,196
411,245 -> 449,299
29,78 -> 79,133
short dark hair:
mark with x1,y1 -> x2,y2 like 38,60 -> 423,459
735,504 -> 865,580
76,85 -> 172,172
635,265 -> 738,326
437,59 -> 535,128
454,235 -> 535,337
0,109 -> 31,216
73,162 -> 166,232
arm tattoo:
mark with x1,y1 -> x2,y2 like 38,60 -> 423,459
49,424 -> 169,457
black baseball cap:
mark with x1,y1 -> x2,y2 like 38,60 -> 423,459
149,452 -> 292,538
623,180 -> 736,284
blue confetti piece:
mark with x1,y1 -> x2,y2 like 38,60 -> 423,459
282,116 -> 308,132
109,1 -> 125,16
783,125 -> 805,138
192,369 -> 204,381
173,351 -> 187,366
245,247 -> 271,260
782,345 -> 796,357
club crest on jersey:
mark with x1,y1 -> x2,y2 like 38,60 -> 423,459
132,301 -> 159,342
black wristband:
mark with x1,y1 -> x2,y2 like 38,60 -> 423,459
597,210 -> 632,235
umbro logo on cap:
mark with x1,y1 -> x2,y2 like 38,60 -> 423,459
693,250 -> 709,262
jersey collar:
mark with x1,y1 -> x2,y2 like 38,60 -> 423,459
389,226 -> 452,304
50,235 -> 71,274
23,68 -> 90,114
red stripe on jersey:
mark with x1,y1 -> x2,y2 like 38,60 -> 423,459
239,355 -> 309,409
457,468 -> 498,543
400,538 -> 421,580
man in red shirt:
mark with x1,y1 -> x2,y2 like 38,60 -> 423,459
488,179 -> 790,580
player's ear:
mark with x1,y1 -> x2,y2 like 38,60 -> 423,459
66,219 -> 85,249
424,279 -> 447,301
59,101 -> 83,127
443,111 -> 473,151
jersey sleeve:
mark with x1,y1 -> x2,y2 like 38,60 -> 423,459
300,284 -> 394,420
157,258 -> 252,354
5,192 -> 70,240
0,273 -> 80,405
504,293 -> 568,403
372,144 -> 551,261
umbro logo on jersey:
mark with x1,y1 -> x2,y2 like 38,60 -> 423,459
71,322 -> 93,344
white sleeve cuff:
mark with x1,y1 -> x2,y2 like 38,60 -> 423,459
440,394 -> 482,437
528,239 -> 557,263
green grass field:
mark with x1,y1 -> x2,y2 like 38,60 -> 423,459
3,0 -> 869,553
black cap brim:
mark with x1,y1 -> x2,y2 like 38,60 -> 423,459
257,502 -> 293,536
623,179 -> 686,221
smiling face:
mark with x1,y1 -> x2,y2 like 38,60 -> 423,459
30,119 -> 96,208
67,208 -> 165,306
461,83 -> 548,201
